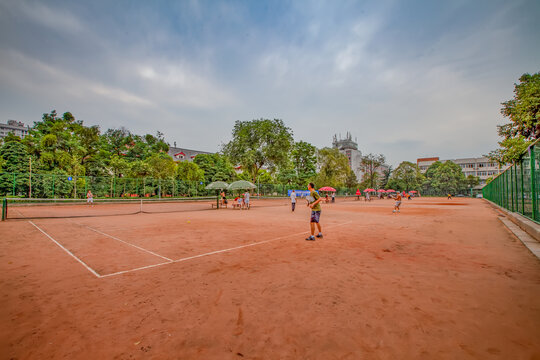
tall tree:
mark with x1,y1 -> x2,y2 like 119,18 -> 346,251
145,154 -> 176,179
488,72 -> 540,164
428,161 -> 467,194
314,147 -> 351,188
0,140 -> 30,195
223,119 -> 294,182
388,161 -> 424,191
291,141 -> 317,182
359,153 -> 386,188
380,165 -> 393,188
176,161 -> 205,182
193,153 -> 235,183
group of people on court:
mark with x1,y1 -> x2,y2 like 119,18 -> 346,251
290,183 -> 407,241
220,190 -> 250,209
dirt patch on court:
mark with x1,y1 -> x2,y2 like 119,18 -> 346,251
1,197 -> 539,359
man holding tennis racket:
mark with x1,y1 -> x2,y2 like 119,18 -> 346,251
306,182 -> 323,241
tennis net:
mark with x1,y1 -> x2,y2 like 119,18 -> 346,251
2,197 -> 220,220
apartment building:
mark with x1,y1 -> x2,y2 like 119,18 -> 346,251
0,120 -> 30,140
417,156 -> 504,185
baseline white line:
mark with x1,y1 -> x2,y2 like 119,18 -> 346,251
100,221 -> 352,278
84,225 -> 173,262
99,261 -> 173,278
28,221 -> 101,278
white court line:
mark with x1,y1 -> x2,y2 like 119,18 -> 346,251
100,221 -> 352,278
99,261 -> 174,278
28,221 -> 101,278
84,225 -> 173,262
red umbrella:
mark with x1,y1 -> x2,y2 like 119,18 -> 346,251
409,190 -> 417,193
386,189 -> 396,192
355,189 -> 361,195
319,186 -> 336,192
377,189 -> 386,193
363,188 -> 375,192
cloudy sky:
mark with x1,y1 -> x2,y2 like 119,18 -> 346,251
0,0 -> 538,166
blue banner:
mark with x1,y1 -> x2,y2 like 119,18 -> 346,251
287,190 -> 317,197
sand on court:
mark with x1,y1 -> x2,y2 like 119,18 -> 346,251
0,197 -> 539,359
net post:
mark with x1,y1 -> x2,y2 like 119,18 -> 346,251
530,146 -> 537,221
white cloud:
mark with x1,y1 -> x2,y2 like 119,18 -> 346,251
15,1 -> 85,34
0,50 -> 153,107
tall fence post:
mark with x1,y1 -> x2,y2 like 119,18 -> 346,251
530,146 -> 537,221
513,164 -> 519,212
511,166 -> 514,212
521,161 -> 525,215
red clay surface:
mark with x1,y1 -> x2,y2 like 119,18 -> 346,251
1,197 -> 539,359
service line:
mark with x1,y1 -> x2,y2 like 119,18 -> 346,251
100,221 -> 352,278
84,225 -> 173,262
29,221 -> 102,278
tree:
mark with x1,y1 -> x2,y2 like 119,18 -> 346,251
359,153 -> 386,188
193,153 -> 235,183
424,161 -> 466,194
0,140 -> 30,196
223,119 -> 294,182
344,170 -> 358,189
465,174 -> 480,188
388,161 -> 424,191
488,72 -> 540,164
108,155 -> 130,177
145,154 -> 176,179
380,165 -> 393,189
238,169 -> 273,183
291,141 -> 317,184
314,147 -> 351,188
176,161 -> 204,182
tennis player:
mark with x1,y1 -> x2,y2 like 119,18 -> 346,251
290,189 -> 296,212
393,192 -> 402,213
86,190 -> 94,206
306,183 -> 323,241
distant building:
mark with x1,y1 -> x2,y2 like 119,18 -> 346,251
0,120 -> 30,140
417,156 -> 505,186
167,146 -> 213,162
332,132 -> 389,182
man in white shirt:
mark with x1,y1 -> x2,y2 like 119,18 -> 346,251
244,190 -> 250,209
290,190 -> 296,212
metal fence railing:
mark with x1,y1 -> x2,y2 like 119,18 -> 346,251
482,140 -> 540,222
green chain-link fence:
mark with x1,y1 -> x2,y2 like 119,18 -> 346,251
0,172 -> 357,199
482,141 -> 540,223
0,173 -> 208,198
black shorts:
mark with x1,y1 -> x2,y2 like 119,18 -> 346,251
310,211 -> 321,223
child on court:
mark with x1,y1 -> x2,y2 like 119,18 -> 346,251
236,195 -> 243,209
393,192 -> 402,213
306,183 -> 323,241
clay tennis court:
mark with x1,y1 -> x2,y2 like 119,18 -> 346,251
1,197 -> 539,359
